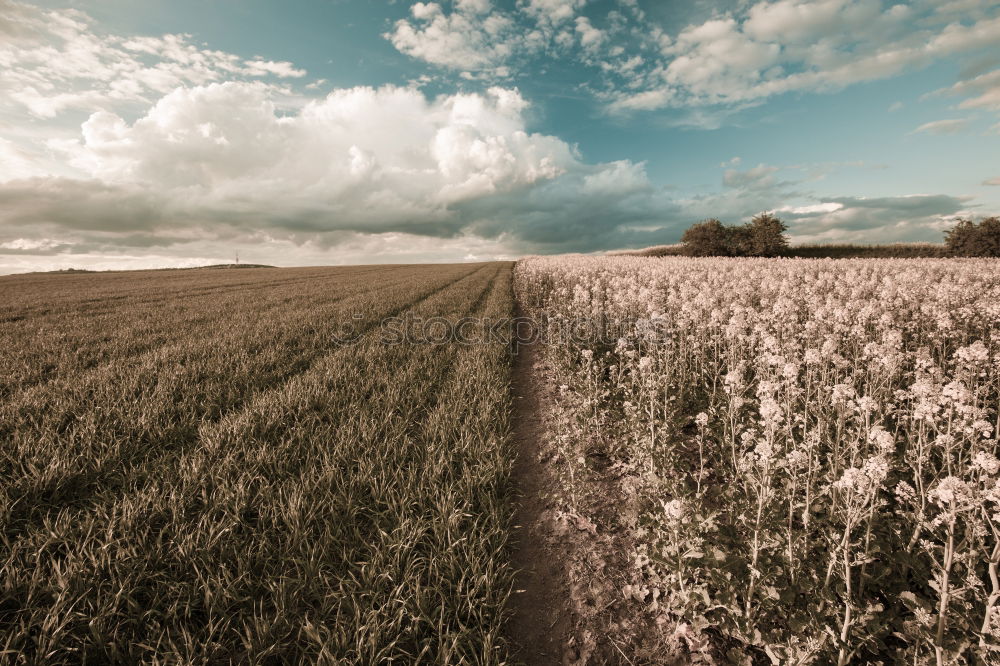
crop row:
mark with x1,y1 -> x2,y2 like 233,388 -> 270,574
0,266 -> 406,400
1,263 -> 516,663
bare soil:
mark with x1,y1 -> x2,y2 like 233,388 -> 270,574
505,326 -> 691,665
506,332 -> 574,664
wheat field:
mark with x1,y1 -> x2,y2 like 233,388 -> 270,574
1,264 -> 516,663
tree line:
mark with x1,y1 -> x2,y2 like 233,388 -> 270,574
679,214 -> 1000,257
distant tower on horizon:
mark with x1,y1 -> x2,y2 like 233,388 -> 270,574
235,251 -> 240,265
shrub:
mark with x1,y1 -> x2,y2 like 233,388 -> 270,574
784,243 -> 947,259
946,217 -> 1000,257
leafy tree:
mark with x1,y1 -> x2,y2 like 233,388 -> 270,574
745,212 -> 789,257
980,216 -> 1000,255
945,217 -> 1000,257
727,224 -> 754,256
946,219 -> 979,256
680,214 -> 789,257
681,219 -> 732,256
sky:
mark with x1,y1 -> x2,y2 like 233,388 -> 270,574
0,0 -> 998,272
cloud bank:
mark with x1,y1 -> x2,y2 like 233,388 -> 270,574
777,194 -> 971,243
0,0 -> 993,272
0,80 -> 978,272
1,81 -> 681,269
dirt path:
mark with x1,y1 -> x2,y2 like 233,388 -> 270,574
505,329 -> 573,665
503,306 -> 692,665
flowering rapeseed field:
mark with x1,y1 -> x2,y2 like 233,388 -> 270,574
517,256 -> 1000,664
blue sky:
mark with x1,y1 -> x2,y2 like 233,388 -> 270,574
0,0 -> 998,271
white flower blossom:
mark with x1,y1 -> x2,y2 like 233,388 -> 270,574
972,451 -> 1000,476
928,476 -> 972,507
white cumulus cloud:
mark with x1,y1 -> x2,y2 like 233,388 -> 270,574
387,0 -> 592,73
387,2 -> 528,71
385,0 -> 1000,118
1,83 -> 670,258
0,0 -> 306,119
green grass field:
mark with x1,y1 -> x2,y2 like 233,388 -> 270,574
0,264 -> 516,663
